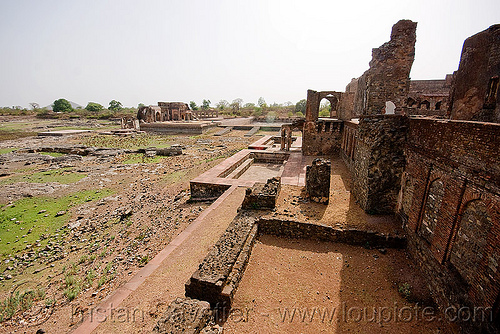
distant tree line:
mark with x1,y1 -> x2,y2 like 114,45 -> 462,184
188,97 -> 309,118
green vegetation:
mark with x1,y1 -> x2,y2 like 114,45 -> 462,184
53,99 -> 73,113
398,282 -> 412,300
85,102 -> 104,112
319,109 -> 330,117
139,255 -> 149,266
39,152 -> 65,157
108,100 -> 123,111
63,263 -> 81,301
81,133 -> 172,150
162,170 -> 188,185
295,99 -> 306,114
121,154 -> 164,164
0,167 -> 86,185
0,189 -> 114,257
0,148 -> 16,155
97,263 -> 115,288
201,99 -> 211,110
189,101 -> 198,111
0,286 -> 46,322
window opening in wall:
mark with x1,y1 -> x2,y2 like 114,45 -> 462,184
435,101 -> 442,110
419,100 -> 430,110
319,99 -> 331,118
385,101 -> 396,114
407,97 -> 416,107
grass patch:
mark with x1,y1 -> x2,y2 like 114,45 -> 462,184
0,130 -> 37,142
39,152 -> 65,157
81,133 -> 172,150
63,274 -> 80,301
121,153 -> 164,164
0,287 -> 46,322
0,189 -> 114,258
0,148 -> 16,155
162,170 -> 188,185
0,167 -> 86,185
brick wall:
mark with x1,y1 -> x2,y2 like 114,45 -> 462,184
399,117 -> 500,332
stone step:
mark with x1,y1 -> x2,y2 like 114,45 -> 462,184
244,126 -> 260,137
214,126 -> 233,136
226,158 -> 254,179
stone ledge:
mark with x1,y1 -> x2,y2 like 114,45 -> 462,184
257,218 -> 406,248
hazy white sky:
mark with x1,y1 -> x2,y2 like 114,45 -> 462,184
1,0 -> 499,109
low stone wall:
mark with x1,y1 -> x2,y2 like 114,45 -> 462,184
185,212 -> 258,307
257,218 -> 406,249
241,177 -> 281,210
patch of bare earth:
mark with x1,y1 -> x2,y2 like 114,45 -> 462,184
224,235 -> 458,334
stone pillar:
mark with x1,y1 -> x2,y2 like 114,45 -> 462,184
306,158 -> 331,204
306,89 -> 320,122
280,126 -> 286,150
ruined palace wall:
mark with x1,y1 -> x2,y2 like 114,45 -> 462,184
399,117 -> 500,331
450,24 -> 500,123
341,115 -> 408,214
354,20 -> 417,115
302,89 -> 344,155
302,120 -> 343,156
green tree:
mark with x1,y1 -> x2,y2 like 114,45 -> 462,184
85,102 -> 104,112
295,99 -> 306,114
138,103 -> 146,109
243,102 -> 255,108
319,100 -> 331,117
189,101 -> 198,110
108,100 -> 123,111
258,97 -> 267,109
53,98 -> 73,113
216,100 -> 229,111
201,99 -> 211,110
